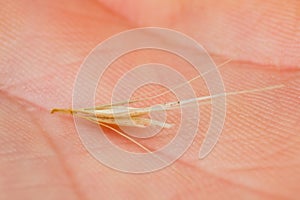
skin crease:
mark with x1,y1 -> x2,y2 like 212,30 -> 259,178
0,0 -> 300,199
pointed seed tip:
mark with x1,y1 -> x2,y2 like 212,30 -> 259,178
50,109 -> 57,114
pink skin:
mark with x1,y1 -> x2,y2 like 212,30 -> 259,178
1,0 -> 300,199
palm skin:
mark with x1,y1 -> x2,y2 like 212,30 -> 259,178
1,0 -> 300,199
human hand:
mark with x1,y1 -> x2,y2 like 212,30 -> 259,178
1,0 -> 299,199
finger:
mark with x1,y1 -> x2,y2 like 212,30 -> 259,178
98,0 -> 300,68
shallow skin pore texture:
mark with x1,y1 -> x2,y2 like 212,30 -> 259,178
1,0 -> 300,199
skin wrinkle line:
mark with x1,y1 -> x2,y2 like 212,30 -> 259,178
0,91 -> 84,200
2,181 -> 72,192
29,0 -> 129,26
96,0 -> 135,25
224,161 -> 300,172
171,160 -> 288,199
